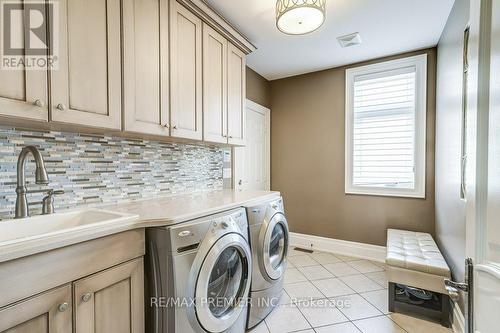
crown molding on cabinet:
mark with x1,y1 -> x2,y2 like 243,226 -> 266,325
177,0 -> 257,54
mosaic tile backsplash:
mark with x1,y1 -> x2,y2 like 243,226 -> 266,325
0,126 -> 225,220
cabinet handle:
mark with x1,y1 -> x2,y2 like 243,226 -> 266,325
34,99 -> 44,107
81,292 -> 92,302
228,136 -> 233,139
173,125 -> 178,130
58,302 -> 69,312
163,124 -> 169,128
56,103 -> 66,111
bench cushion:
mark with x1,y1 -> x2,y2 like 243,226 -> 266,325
386,229 -> 450,278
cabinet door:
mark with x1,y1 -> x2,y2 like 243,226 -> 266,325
0,0 -> 48,122
74,258 -> 144,333
227,44 -> 246,146
123,0 -> 169,136
0,284 -> 72,333
50,0 -> 121,129
202,23 -> 227,144
170,1 -> 203,140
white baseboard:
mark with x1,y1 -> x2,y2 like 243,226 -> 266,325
452,301 -> 465,333
289,232 -> 387,263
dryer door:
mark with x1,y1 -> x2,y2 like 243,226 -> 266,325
260,212 -> 289,281
195,233 -> 251,333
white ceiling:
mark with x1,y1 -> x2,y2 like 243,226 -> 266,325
205,0 -> 455,80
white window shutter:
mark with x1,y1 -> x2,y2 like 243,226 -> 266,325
345,55 -> 427,198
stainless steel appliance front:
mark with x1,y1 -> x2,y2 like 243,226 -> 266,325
145,208 -> 251,333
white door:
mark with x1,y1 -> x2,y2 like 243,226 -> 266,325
234,100 -> 270,191
465,1 -> 500,332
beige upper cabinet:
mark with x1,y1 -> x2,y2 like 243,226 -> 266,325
202,23 -> 228,144
227,44 -> 246,146
0,0 -> 48,122
170,0 -> 203,140
73,258 -> 144,333
0,284 -> 72,333
50,0 -> 122,130
123,0 -> 169,136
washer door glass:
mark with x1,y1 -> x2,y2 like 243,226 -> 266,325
207,247 -> 244,318
195,233 -> 251,333
262,214 -> 289,280
269,223 -> 286,269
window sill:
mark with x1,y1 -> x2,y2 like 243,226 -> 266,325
345,187 -> 426,199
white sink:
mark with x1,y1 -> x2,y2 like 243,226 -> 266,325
0,209 -> 138,247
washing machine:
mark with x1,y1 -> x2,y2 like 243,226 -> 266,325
145,208 -> 252,333
245,196 -> 289,329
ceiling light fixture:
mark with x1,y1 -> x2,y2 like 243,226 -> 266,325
276,0 -> 326,35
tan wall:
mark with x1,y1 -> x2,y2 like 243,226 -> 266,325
246,67 -> 271,108
270,48 -> 437,246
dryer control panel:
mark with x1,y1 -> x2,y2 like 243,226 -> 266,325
167,208 -> 248,252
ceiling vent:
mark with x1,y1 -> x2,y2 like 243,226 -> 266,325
337,32 -> 362,48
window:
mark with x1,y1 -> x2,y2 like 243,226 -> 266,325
345,54 -> 427,198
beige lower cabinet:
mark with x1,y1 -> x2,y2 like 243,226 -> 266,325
0,230 -> 145,333
0,284 -> 72,333
74,258 -> 144,333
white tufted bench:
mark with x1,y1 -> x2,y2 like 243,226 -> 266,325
386,229 -> 451,326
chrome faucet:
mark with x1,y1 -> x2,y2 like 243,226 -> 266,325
15,145 -> 49,219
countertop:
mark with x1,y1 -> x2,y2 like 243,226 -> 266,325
0,189 -> 280,263
102,189 -> 280,227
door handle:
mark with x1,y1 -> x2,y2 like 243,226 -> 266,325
444,258 -> 473,333
238,179 -> 242,186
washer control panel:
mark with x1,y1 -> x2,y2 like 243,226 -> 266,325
169,208 -> 248,250
208,209 -> 248,238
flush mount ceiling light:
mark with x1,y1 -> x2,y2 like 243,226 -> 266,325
276,0 -> 326,35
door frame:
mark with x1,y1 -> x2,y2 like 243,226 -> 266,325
465,1 -> 500,332
232,99 -> 271,190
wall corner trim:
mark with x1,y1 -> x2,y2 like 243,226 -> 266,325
452,301 -> 465,333
289,232 -> 387,263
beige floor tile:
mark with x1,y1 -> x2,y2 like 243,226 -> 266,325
334,254 -> 361,262
308,252 -> 342,264
288,255 -> 319,267
389,313 -> 453,333
298,265 -> 334,280
284,268 -> 308,284
264,303 -> 311,333
312,278 -> 355,297
353,316 -> 405,333
296,298 -> 348,327
247,321 -> 269,333
332,294 -> 382,320
284,281 -> 324,301
340,274 -> 384,293
348,260 -> 385,273
364,271 -> 388,288
314,322 -> 362,333
323,262 -> 360,277
279,290 -> 292,305
360,289 -> 390,314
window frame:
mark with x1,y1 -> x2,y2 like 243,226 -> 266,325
345,54 -> 427,198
